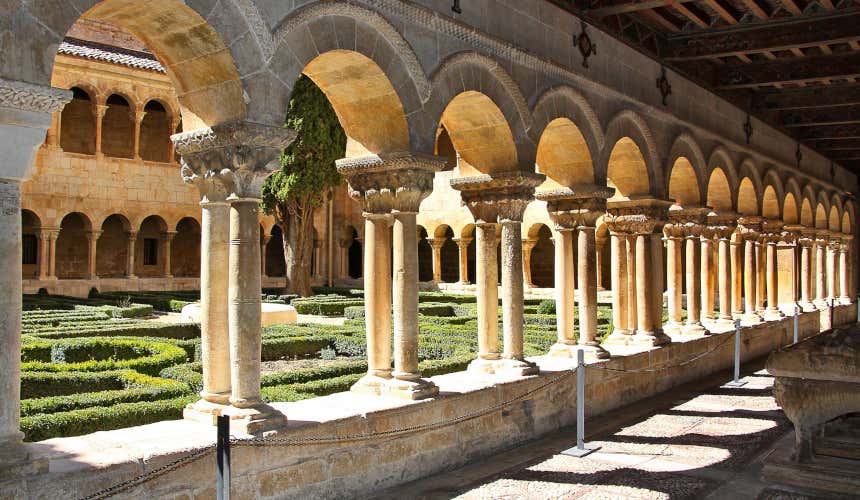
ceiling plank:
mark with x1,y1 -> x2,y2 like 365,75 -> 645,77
672,3 -> 710,28
796,124 -> 860,140
778,0 -> 803,16
779,107 -> 860,127
587,0 -> 696,17
819,0 -> 835,9
741,0 -> 770,20
665,12 -> 860,60
714,51 -> 860,89
757,85 -> 860,110
638,8 -> 681,32
702,0 -> 738,24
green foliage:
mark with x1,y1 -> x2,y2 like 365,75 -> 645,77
21,338 -> 188,376
536,299 -> 556,314
261,75 -> 346,215
290,295 -> 364,316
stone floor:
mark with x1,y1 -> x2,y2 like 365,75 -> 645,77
379,364 -> 846,500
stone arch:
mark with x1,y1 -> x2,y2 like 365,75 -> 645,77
266,225 -> 286,278
843,207 -> 854,234
96,214 -> 131,278
60,86 -> 96,154
706,147 -> 739,211
737,178 -> 759,216
762,185 -> 781,220
56,212 -> 93,279
828,203 -> 841,232
600,110 -> 661,197
21,210 -> 42,279
172,217 -> 201,277
139,100 -> 172,162
531,86 -> 602,187
762,169 -> 785,218
136,215 -> 168,277
783,178 -> 803,225
706,168 -> 733,213
527,223 -> 554,288
426,52 -> 533,168
666,134 -> 707,206
33,0 -> 249,129
270,2 -> 430,151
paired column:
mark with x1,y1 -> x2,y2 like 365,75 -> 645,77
541,189 -> 610,360
667,208 -> 710,335
452,237 -> 472,284
797,232 -> 814,310
521,238 -> 538,288
426,237 -> 445,283
340,152 -> 442,397
85,230 -> 101,279
709,217 -> 736,326
684,227 -> 707,334
814,234 -> 827,308
452,171 -> 543,375
125,230 -> 137,278
607,230 -> 630,342
94,103 -> 108,156
839,236 -> 851,303
162,230 -> 176,278
738,217 -> 763,323
762,220 -> 785,320
700,229 -> 716,322
663,225 -> 684,334
37,228 -> 58,280
826,236 -> 839,302
174,121 -> 293,433
0,78 -> 71,467
132,108 -> 145,160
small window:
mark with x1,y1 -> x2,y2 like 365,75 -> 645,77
143,238 -> 158,265
22,235 -> 37,265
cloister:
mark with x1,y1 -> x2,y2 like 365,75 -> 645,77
0,0 -> 858,497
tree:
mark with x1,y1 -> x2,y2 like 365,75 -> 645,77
261,75 -> 346,296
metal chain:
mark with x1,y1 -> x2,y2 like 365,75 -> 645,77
590,330 -> 737,374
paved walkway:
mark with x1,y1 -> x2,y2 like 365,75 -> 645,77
379,364 -> 824,500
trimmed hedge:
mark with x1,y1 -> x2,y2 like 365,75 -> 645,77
21,338 -> 188,376
26,322 -> 200,340
291,295 -> 364,316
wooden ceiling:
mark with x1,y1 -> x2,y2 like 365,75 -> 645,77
549,0 -> 860,174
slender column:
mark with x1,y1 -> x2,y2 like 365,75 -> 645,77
94,103 -> 108,156
743,237 -> 762,323
85,230 -> 101,280
132,108 -> 145,160
606,231 -> 630,344
664,229 -> 683,333
125,230 -> 137,278
498,220 -> 538,374
36,229 -> 55,280
684,229 -> 707,334
356,214 -> 392,387
453,237 -> 471,284
46,112 -> 60,148
472,222 -> 500,371
168,118 -> 180,163
731,237 -> 743,317
700,232 -> 716,321
313,239 -> 322,278
814,237 -> 827,307
521,238 -> 538,288
338,239 -> 350,278
596,235 -> 606,290
625,234 -> 638,333
260,234 -> 271,277
634,231 -> 666,345
764,236 -> 784,319
185,201 -> 231,419
162,230 -> 176,278
839,238 -> 850,302
826,238 -> 838,300
427,237 -> 445,283
577,225 -> 609,357
755,239 -> 766,314
798,237 -> 813,309
717,234 -> 733,323
550,229 -> 576,354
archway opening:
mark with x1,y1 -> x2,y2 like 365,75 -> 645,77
762,186 -> 780,220
738,178 -> 758,216
815,203 -> 828,229
607,137 -> 650,200
172,218 -> 201,277
463,224 -> 477,284
801,198 -> 814,227
21,210 -> 41,279
101,94 -> 134,159
266,226 -> 286,278
136,215 -> 167,277
706,168 -> 732,213
440,91 -> 518,176
97,214 -> 131,277
668,157 -> 701,208
140,100 -> 171,162
60,87 -> 96,154
56,212 -> 91,279
529,224 -> 555,288
536,118 -> 594,188
417,226 -> 433,282
783,194 -> 799,225
347,227 -> 362,279
438,226 -> 459,283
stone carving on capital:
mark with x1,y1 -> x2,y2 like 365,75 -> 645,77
0,78 -> 72,114
604,198 -> 671,235
707,212 -> 738,241
736,215 -> 763,241
535,185 -> 613,230
172,120 -> 296,201
336,152 -> 445,214
450,170 -> 545,223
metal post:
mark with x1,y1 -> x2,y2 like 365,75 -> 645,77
793,304 -> 799,344
217,415 -> 231,500
724,319 -> 746,388
562,349 -> 600,457
829,297 -> 835,328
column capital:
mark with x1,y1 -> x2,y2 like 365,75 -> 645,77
36,227 -> 60,239
162,230 -> 178,241
125,229 -> 138,240
452,237 -> 473,249
172,120 -> 295,202
337,152 -> 444,214
451,170 -> 544,223
737,215 -> 763,239
85,230 -> 102,242
425,237 -> 446,250
521,238 -> 539,251
536,185 -> 612,229
605,198 -> 671,234
706,212 -> 738,240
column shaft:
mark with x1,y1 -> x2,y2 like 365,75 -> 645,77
684,234 -> 705,332
475,223 -> 500,362
701,236 -> 715,320
766,241 -> 779,311
609,233 -> 629,338
392,213 -> 420,379
362,215 -> 392,379
827,243 -> 837,300
86,231 -> 100,279
717,238 -> 732,321
162,232 -> 174,277
37,231 -> 50,280
800,244 -> 812,306
626,234 -> 638,332
552,230 -> 575,349
429,239 -> 443,282
840,245 -> 850,300
455,238 -> 471,284
666,236 -> 683,329
731,241 -> 743,316
744,239 -> 759,321
815,242 -> 826,303
578,226 -> 608,356
126,232 -> 137,278
635,233 -> 655,336
755,241 -> 766,312
501,221 -> 531,366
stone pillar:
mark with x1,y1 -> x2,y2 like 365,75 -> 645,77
36,228 -> 57,280
340,152 -> 442,396
755,238 -> 766,314
739,217 -> 763,323
549,228 -> 576,354
125,230 -> 137,278
577,222 -> 609,358
173,121 -> 293,432
0,78 -> 71,468
94,103 -> 108,156
797,233 -> 814,310
826,236 -> 838,301
730,236 -> 743,317
85,230 -> 101,280
839,236 -> 851,303
45,112 -> 60,149
162,230 -> 176,278
700,230 -> 716,321
452,171 -> 544,374
762,220 -> 785,320
625,233 -> 638,335
684,229 -> 706,334
663,226 -> 684,334
427,237 -> 445,283
596,234 -> 606,290
132,108 -> 145,160
168,118 -> 180,164
453,237 -> 472,284
521,238 -> 538,288
607,231 -> 630,344
716,232 -> 733,323
814,235 -> 827,307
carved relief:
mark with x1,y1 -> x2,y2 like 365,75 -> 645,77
0,78 -> 72,114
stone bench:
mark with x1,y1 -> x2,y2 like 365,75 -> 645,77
180,302 -> 297,326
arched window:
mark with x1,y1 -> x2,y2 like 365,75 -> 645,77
102,94 -> 134,158
60,87 -> 96,154
140,100 -> 170,162
172,218 -> 201,277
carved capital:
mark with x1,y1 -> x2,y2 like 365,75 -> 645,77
452,237 -> 473,249
605,198 -> 671,234
426,237 -> 446,250
450,170 -> 544,223
737,215 -> 763,240
172,120 -> 295,201
536,185 -> 612,230
337,152 -> 445,214
0,78 -> 72,114
706,212 -> 738,240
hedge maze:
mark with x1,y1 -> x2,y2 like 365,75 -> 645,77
19,288 -> 624,441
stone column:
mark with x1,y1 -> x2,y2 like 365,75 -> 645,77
625,233 -> 638,335
340,152 -> 442,397
453,237 -> 472,284
663,226 -> 684,334
575,210 -> 610,358
814,234 -> 827,308
125,230 -> 137,278
521,238 -> 538,288
684,229 -> 706,334
36,228 -> 57,280
426,237 -> 445,283
596,234 -> 606,290
94,103 -> 108,156
168,118 -> 180,164
606,230 -> 630,344
755,238 -> 766,314
85,230 -> 101,280
700,230 -> 716,322
173,121 -> 293,433
549,228 -> 576,354
826,236 -> 839,301
260,234 -> 271,277
45,111 -> 60,149
453,171 -> 544,375
709,216 -> 736,325
797,232 -> 814,310
132,108 -> 145,160
162,230 -> 176,278
739,217 -> 763,323
0,78 -> 71,468
762,220 -> 785,320
839,236 -> 851,303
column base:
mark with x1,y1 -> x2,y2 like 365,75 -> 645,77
631,330 -> 671,347
602,330 -> 634,346
549,342 -> 610,361
350,374 -> 392,396
681,322 -> 710,336
763,308 -> 785,321
715,316 -> 736,327
467,357 -> 538,376
386,377 -> 439,400
839,297 -> 852,305
742,312 -> 763,324
813,299 -> 829,310
183,397 -> 230,425
663,321 -> 683,335
798,301 -> 816,312
220,402 -> 285,435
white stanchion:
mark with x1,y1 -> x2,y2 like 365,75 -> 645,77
793,304 -> 799,344
724,319 -> 747,388
561,349 -> 600,458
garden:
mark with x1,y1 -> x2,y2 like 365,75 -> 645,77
18,288 -> 620,442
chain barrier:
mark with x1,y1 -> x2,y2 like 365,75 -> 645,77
78,328 -> 743,499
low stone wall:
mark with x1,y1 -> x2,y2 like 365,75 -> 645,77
22,276 -> 289,298
1,304 -> 855,499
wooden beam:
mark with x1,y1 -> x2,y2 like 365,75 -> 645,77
806,138 -> 860,150
714,51 -> 860,89
796,124 -> 860,140
638,8 -> 681,32
702,0 -> 738,24
779,0 -> 803,16
587,0 -> 696,17
672,3 -> 710,28
741,0 -> 770,20
756,85 -> 860,110
819,0 -> 835,9
666,12 -> 860,60
779,107 -> 860,127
